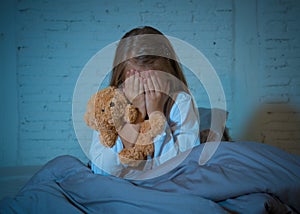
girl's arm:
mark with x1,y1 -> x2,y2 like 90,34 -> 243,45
89,131 -> 125,176
153,92 -> 200,164
90,92 -> 199,176
142,70 -> 200,165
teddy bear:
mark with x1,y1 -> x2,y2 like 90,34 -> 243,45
84,86 -> 166,167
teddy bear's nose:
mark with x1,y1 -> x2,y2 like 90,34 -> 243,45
110,102 -> 115,107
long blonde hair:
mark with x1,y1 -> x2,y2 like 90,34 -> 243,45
110,26 -> 189,117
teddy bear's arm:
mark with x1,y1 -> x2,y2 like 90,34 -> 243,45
124,104 -> 138,123
99,129 -> 118,148
118,112 -> 165,167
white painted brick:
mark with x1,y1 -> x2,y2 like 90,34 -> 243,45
2,0 -> 299,166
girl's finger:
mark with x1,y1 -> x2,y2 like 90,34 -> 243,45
144,78 -> 150,96
146,71 -> 155,92
125,70 -> 133,89
155,71 -> 165,91
133,71 -> 139,93
124,70 -> 136,102
165,80 -> 170,95
135,71 -> 144,96
149,71 -> 160,91
138,73 -> 144,95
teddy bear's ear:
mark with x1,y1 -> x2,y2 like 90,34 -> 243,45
84,93 -> 97,130
124,104 -> 138,123
111,87 -> 139,123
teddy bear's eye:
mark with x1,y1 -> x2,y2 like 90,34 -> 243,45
101,109 -> 105,112
110,102 -> 115,107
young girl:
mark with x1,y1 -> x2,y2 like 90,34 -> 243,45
89,26 -> 200,178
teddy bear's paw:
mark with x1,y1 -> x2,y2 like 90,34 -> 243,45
119,149 -> 146,167
135,143 -> 154,157
143,146 -> 154,157
149,111 -> 167,136
99,131 -> 118,148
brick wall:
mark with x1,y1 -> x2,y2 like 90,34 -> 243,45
0,0 -> 299,166
241,0 -> 300,154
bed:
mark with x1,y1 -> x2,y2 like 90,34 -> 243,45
1,107 -> 299,213
0,141 -> 299,213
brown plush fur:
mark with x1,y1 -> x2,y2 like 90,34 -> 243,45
84,86 -> 166,166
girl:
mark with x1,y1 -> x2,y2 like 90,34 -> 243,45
89,26 -> 200,178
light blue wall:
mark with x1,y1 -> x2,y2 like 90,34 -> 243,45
0,0 -> 18,165
0,0 -> 299,166
233,0 -> 300,152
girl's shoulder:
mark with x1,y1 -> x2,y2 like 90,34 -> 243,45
169,91 -> 195,115
172,91 -> 193,103
165,91 -> 195,120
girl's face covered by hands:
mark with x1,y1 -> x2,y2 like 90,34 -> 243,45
122,59 -> 171,118
143,70 -> 170,115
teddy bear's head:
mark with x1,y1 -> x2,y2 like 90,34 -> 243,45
84,86 -> 138,147
84,87 -> 116,131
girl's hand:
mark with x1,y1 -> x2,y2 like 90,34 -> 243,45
143,70 -> 170,116
123,69 -> 146,122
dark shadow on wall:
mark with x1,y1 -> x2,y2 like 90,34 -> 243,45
240,103 -> 300,155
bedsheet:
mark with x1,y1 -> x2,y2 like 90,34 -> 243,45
0,141 -> 299,213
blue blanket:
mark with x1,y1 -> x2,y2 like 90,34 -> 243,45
1,142 -> 300,213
